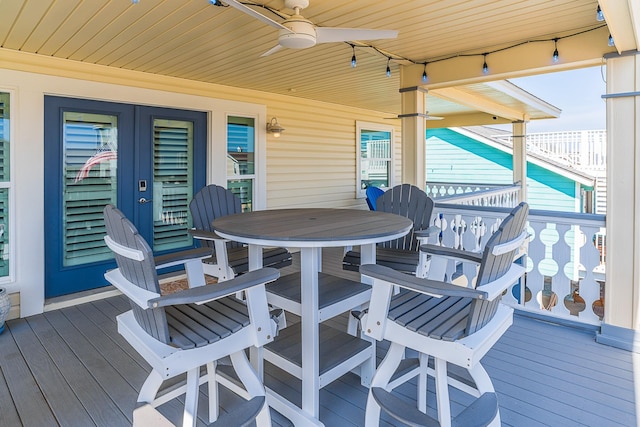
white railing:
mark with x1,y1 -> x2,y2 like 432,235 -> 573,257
497,130 -> 607,172
427,182 -> 521,208
431,203 -> 606,326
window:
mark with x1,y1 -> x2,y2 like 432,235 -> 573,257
227,116 -> 256,211
0,92 -> 11,280
357,121 -> 393,198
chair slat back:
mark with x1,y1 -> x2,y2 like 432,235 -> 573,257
103,205 -> 170,344
190,184 -> 243,250
476,202 -> 529,287
375,184 -> 434,251
466,202 -> 528,335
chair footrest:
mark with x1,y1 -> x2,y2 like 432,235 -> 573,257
371,387 -> 440,427
209,396 -> 266,427
371,387 -> 498,427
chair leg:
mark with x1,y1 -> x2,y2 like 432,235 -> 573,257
138,369 -> 164,405
183,368 -> 200,427
417,352 -> 429,413
229,350 -> 271,427
359,334 -> 376,387
207,361 -> 219,423
365,342 -> 405,427
434,357 -> 451,427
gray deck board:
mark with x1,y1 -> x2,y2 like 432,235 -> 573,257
25,312 -> 131,426
0,320 -> 59,426
0,248 -> 636,426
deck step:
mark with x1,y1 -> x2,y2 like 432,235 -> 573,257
371,387 -> 498,427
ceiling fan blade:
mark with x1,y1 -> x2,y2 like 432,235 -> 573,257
397,112 -> 444,120
224,0 -> 293,33
260,44 -> 284,57
316,27 -> 398,44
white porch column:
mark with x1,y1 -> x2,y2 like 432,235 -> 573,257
597,51 -> 640,351
399,86 -> 427,188
512,120 -> 527,202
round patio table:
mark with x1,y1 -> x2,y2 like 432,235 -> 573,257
214,208 -> 412,426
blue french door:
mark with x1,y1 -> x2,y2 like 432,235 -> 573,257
44,97 -> 206,297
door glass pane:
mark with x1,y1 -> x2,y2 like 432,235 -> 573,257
63,112 -> 118,267
153,119 -> 194,251
0,92 -> 10,277
360,129 -> 391,189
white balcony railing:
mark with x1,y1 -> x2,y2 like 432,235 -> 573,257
431,203 -> 606,326
427,181 -> 521,208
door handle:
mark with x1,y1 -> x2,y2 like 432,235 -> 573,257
138,198 -> 153,204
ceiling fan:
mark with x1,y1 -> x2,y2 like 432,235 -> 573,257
222,0 -> 398,56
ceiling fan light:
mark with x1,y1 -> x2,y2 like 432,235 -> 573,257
278,21 -> 317,49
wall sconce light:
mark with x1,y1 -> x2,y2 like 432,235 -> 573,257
267,117 -> 285,137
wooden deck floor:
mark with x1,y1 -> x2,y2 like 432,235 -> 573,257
0,249 -> 636,426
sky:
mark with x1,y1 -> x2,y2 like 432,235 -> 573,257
495,66 -> 607,133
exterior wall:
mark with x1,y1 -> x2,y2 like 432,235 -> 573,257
426,128 -> 578,212
2,51 -> 401,317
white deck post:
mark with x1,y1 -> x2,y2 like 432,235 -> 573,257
512,120 -> 527,203
399,84 -> 427,188
598,51 -> 640,350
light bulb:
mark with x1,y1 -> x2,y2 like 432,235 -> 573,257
351,54 -> 357,68
608,34 -> 615,47
596,5 -> 604,21
552,48 -> 559,63
422,64 -> 428,83
386,58 -> 391,77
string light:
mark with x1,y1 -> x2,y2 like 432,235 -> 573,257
596,5 -> 604,21
351,45 -> 357,68
343,24 -> 607,80
608,33 -> 615,47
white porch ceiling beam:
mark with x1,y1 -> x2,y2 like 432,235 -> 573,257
426,112 -> 512,128
484,81 -> 561,118
429,87 -> 527,122
599,0 -> 640,53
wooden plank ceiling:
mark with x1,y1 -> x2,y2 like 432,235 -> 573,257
0,0 -> 614,120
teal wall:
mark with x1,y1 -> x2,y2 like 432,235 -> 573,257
426,128 -> 578,212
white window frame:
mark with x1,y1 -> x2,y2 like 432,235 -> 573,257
356,121 -> 395,198
225,113 -> 263,210
0,88 -> 15,287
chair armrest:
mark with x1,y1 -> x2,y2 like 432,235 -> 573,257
148,267 -> 280,308
419,244 -> 483,264
360,264 -> 488,300
188,228 -> 228,242
414,225 -> 440,240
154,247 -> 212,270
